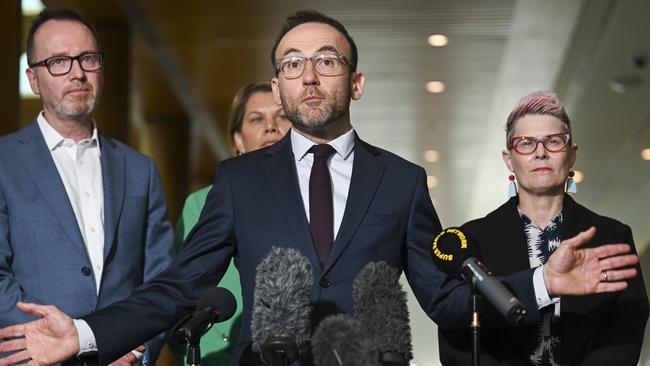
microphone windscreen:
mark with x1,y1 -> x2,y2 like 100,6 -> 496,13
312,314 -> 377,366
196,287 -> 237,322
352,261 -> 412,361
431,227 -> 480,278
251,247 -> 313,355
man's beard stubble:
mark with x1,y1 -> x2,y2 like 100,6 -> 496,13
54,79 -> 101,121
55,96 -> 97,121
282,85 -> 351,131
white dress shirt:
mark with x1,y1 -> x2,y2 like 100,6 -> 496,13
37,114 -> 105,292
290,128 -> 355,239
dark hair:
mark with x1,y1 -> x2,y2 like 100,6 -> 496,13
505,91 -> 572,147
270,10 -> 358,74
27,8 -> 101,64
227,81 -> 274,154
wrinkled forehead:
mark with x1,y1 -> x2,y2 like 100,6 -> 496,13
512,114 -> 568,136
275,22 -> 350,59
33,19 -> 98,58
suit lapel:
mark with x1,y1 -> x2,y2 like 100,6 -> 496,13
16,121 -> 87,257
262,135 -> 320,269
480,198 -> 530,275
325,135 -> 384,272
100,134 -> 125,259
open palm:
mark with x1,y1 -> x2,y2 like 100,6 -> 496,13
0,302 -> 79,366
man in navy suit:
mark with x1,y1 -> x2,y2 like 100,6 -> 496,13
0,9 -> 173,365
0,10 -> 640,366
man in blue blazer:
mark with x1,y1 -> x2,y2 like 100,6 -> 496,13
0,10 -> 640,366
0,9 -> 173,365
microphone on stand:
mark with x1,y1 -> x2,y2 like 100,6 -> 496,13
352,261 -> 412,366
431,227 -> 527,324
251,247 -> 313,366
169,287 -> 237,365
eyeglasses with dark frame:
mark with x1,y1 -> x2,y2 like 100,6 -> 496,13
276,53 -> 349,80
29,52 -> 104,76
509,133 -> 571,155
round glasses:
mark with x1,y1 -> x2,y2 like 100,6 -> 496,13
509,133 -> 571,155
29,52 -> 104,76
276,53 -> 349,79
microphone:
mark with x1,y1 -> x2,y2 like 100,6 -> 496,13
170,287 -> 237,344
170,287 -> 237,365
352,261 -> 412,366
251,247 -> 313,366
432,227 -> 527,324
312,314 -> 377,366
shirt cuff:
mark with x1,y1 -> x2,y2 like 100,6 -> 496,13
533,266 -> 560,309
73,319 -> 98,355
131,349 -> 144,361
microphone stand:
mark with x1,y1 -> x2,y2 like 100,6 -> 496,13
187,338 -> 201,366
470,277 -> 480,366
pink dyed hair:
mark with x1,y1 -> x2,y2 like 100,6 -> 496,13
505,91 -> 572,147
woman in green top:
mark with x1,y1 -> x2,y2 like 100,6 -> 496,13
171,81 -> 291,365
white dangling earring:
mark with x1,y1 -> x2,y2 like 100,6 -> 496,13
566,171 -> 577,194
508,175 -> 518,198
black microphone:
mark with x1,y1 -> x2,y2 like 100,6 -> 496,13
352,261 -> 412,366
251,247 -> 313,366
170,287 -> 237,343
170,287 -> 237,364
312,314 -> 377,366
432,227 -> 527,324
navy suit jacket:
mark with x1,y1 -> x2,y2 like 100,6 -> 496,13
82,132 -> 540,365
439,195 -> 649,365
0,120 -> 174,363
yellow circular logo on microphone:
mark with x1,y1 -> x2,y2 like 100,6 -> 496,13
432,228 -> 468,262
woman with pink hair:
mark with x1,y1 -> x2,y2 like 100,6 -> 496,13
439,91 -> 648,366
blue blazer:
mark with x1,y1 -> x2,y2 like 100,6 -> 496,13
0,120 -> 174,363
82,132 -> 540,365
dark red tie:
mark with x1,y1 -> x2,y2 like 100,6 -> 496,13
309,144 -> 336,267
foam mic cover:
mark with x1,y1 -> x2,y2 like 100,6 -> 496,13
251,247 -> 313,365
352,261 -> 412,366
431,227 -> 480,278
170,287 -> 237,344
312,314 -> 378,366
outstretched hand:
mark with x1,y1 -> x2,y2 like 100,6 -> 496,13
544,226 -> 639,296
0,302 -> 79,366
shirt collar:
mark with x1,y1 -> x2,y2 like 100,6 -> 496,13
290,127 -> 355,161
517,207 -> 563,230
37,112 -> 101,155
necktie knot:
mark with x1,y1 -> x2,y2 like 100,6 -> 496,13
310,144 -> 336,159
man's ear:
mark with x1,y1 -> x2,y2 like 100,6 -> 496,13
271,77 -> 282,105
26,68 -> 41,95
350,72 -> 366,101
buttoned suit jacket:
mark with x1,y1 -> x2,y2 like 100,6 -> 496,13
0,120 -> 174,363
438,195 -> 649,365
82,132 -> 541,365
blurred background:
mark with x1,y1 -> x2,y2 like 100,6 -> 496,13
1,0 -> 649,364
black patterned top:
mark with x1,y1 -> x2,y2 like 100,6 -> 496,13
520,210 -> 562,366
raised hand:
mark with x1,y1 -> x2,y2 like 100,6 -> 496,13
544,226 -> 639,296
0,302 -> 79,366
